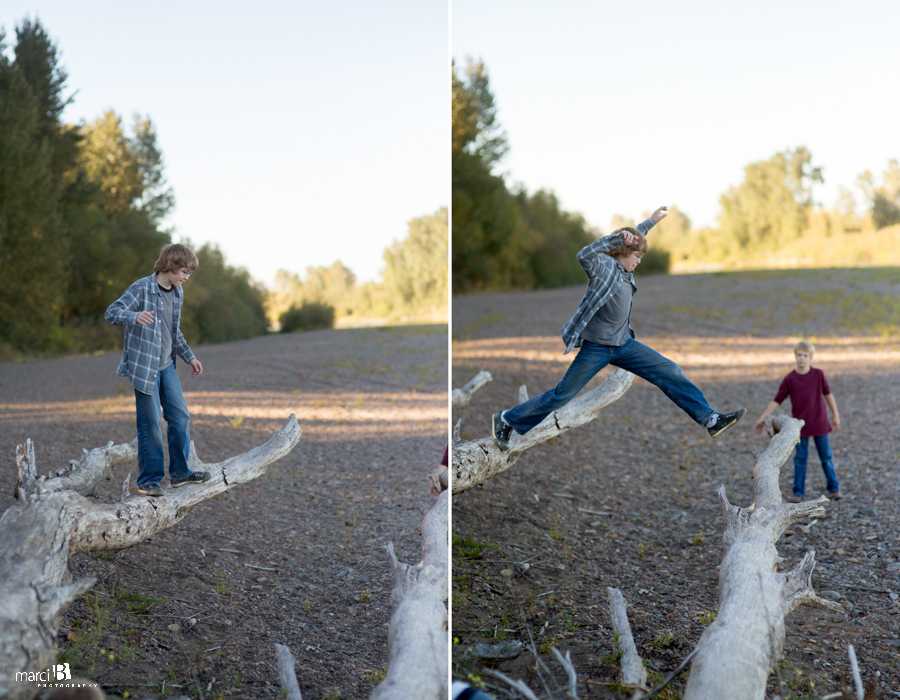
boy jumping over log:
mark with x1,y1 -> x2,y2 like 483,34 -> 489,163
106,244 -> 210,496
754,340 -> 842,501
491,206 -> 745,451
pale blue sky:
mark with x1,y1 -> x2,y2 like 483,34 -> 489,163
1,1 -> 448,284
453,0 -> 900,231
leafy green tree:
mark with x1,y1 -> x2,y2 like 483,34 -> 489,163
0,23 -> 70,352
178,243 -> 267,344
452,59 -> 507,167
515,190 -> 595,287
858,159 -> 900,230
452,59 -> 528,291
279,302 -> 335,333
719,147 -> 823,254
382,207 -> 448,312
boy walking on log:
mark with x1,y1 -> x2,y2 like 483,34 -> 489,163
106,244 -> 211,496
491,206 -> 745,451
754,340 -> 842,501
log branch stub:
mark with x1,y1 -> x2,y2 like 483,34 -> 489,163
452,368 -> 634,494
452,370 -> 493,409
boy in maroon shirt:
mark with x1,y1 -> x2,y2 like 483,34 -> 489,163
754,340 -> 842,501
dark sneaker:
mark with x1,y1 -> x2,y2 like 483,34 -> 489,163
492,412 -> 513,451
707,408 -> 747,438
787,494 -> 804,503
171,471 -> 211,487
137,483 -> 164,497
828,490 -> 843,500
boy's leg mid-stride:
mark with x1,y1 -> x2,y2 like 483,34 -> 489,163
492,339 -> 745,451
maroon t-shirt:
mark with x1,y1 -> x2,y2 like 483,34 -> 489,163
773,367 -> 832,438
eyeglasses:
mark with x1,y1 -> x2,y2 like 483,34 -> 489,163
180,268 -> 194,278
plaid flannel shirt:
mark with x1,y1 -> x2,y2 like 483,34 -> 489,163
105,273 -> 196,395
560,217 -> 656,354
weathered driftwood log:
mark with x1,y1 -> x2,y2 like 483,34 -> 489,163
452,368 -> 634,494
683,414 -> 842,700
0,416 -> 301,700
451,370 -> 493,409
274,643 -> 303,700
370,487 -> 448,700
607,587 -> 647,691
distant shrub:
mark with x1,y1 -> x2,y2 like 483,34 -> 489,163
640,247 -> 671,275
279,302 -> 335,333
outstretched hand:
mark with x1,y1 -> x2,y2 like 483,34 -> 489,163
651,206 -> 669,223
621,230 -> 639,245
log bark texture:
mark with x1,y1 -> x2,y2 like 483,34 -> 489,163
370,488 -> 449,700
0,416 -> 301,700
683,414 -> 842,700
452,368 -> 634,494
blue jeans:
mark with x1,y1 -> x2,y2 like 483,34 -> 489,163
503,338 -> 716,434
134,364 -> 192,487
793,434 -> 839,497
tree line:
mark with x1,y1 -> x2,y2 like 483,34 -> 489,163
453,58 -> 900,290
0,19 -> 447,358
266,207 -> 448,331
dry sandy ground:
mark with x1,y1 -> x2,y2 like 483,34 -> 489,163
1,324 -> 448,699
452,268 -> 900,699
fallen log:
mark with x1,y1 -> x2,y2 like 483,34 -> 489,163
607,587 -> 647,692
1,415 -> 301,700
684,414 -> 843,700
370,486 -> 448,700
452,368 -> 634,494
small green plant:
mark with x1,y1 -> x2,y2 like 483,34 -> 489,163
224,667 -> 246,689
697,610 -> 716,626
601,647 -> 622,665
549,529 -> 565,541
692,532 -> 706,546
651,631 -> 678,649
453,533 -> 499,559
637,541 -> 646,556
364,667 -> 387,684
358,588 -> 371,603
538,636 -> 557,654
112,585 -> 166,614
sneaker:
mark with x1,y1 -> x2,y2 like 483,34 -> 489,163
787,494 -> 804,503
137,483 -> 164,497
492,412 -> 513,452
707,408 -> 747,438
828,490 -> 843,500
171,471 -> 211,487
